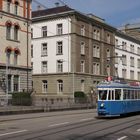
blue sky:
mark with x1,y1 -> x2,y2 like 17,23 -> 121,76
32,0 -> 140,28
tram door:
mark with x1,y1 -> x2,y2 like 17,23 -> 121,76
108,89 -> 115,114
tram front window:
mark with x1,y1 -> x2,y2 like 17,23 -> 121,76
99,90 -> 107,100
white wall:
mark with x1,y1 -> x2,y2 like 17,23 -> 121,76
115,35 -> 140,80
31,17 -> 71,74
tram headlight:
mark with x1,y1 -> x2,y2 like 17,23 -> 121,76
100,103 -> 104,107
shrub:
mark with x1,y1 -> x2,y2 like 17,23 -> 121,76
12,92 -> 32,106
74,91 -> 86,98
74,91 -> 87,103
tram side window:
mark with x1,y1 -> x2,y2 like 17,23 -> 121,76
123,89 -> 128,100
115,89 -> 121,100
99,90 -> 107,100
108,90 -> 110,100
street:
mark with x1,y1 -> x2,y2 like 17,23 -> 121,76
0,109 -> 139,140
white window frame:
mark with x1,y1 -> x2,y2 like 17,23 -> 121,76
42,26 -> 47,37
80,41 -> 85,55
57,60 -> 63,72
57,80 -> 63,94
81,25 -> 85,36
42,80 -> 48,93
80,60 -> 85,73
42,61 -> 48,73
41,43 -> 47,56
57,41 -> 63,55
57,23 -> 63,35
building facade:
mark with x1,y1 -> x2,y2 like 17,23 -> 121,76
31,6 -> 116,103
0,0 -> 32,99
115,31 -> 140,81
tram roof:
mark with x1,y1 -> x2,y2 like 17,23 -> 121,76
97,81 -> 140,89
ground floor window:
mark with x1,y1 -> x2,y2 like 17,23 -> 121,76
57,80 -> 63,94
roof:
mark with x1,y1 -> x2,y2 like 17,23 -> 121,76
32,6 -> 73,18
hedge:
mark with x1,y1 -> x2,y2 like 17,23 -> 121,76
12,92 -> 32,106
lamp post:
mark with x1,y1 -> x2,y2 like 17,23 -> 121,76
5,53 -> 9,105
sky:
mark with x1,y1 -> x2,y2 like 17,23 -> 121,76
32,0 -> 140,28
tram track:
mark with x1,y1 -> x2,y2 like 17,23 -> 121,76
2,115 -> 140,140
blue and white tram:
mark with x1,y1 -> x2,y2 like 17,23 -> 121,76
97,79 -> 140,117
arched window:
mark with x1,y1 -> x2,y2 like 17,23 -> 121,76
57,80 -> 63,94
14,1 -> 19,15
7,0 -> 11,13
14,25 -> 19,41
13,48 -> 21,65
5,46 -> 12,65
6,22 -> 12,39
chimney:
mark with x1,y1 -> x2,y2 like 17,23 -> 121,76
55,2 -> 60,7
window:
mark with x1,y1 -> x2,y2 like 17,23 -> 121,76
80,60 -> 85,73
31,45 -> 33,58
57,41 -> 63,55
93,63 -> 100,75
41,43 -> 47,56
14,54 -> 18,65
42,80 -> 47,93
106,49 -> 110,58
81,25 -> 85,36
42,61 -> 47,73
14,1 -> 18,15
107,34 -> 110,43
57,60 -> 63,72
137,47 -> 140,55
138,59 -> 140,68
31,28 -> 33,38
6,24 -> 11,39
122,41 -> 127,50
130,44 -> 134,53
115,39 -> 118,46
57,80 -> 63,94
81,80 -> 85,92
115,68 -> 118,77
13,75 -> 19,92
138,72 -> 140,80
122,69 -> 127,79
14,25 -> 19,41
8,75 -> 12,92
115,53 -> 118,64
122,55 -> 127,65
130,70 -> 134,80
80,42 -> 85,55
93,29 -> 100,40
130,57 -> 134,67
7,53 -> 11,65
106,65 -> 110,76
7,0 -> 11,13
57,24 -> 63,35
31,62 -> 33,69
42,26 -> 47,37
93,45 -> 100,58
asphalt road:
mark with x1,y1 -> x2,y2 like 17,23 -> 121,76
0,109 -> 139,140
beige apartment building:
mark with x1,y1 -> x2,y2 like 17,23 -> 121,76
0,0 -> 32,100
31,6 -> 116,104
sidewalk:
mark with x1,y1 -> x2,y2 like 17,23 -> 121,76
0,108 -> 96,122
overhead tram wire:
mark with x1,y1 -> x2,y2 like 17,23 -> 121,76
33,0 -> 48,9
